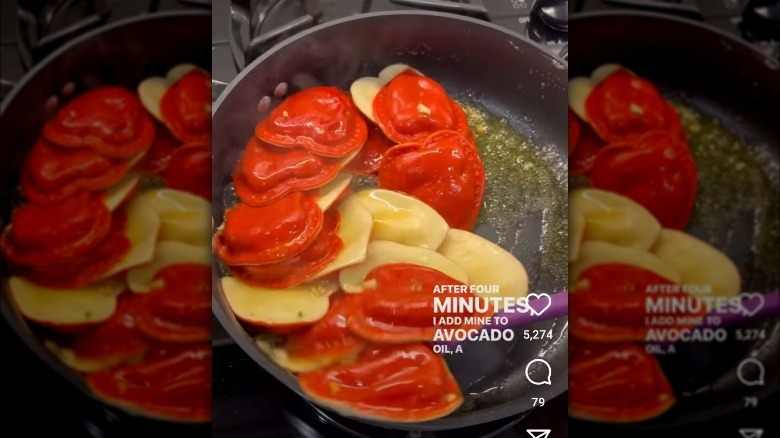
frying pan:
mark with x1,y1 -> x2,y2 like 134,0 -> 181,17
569,11 -> 780,429
211,11 -> 569,431
0,11 -> 211,425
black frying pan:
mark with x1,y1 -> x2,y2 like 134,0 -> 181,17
569,11 -> 779,429
211,11 -> 569,431
0,11 -> 211,425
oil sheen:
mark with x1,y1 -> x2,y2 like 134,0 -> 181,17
462,103 -> 568,291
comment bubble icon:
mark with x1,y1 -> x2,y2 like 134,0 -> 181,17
525,358 -> 552,385
736,358 -> 765,387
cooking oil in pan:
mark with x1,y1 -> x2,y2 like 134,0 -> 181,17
675,103 -> 780,287
462,102 -> 568,288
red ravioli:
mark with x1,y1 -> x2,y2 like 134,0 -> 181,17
284,293 -> 365,362
233,137 -> 341,206
2,192 -> 111,266
21,138 -> 130,204
373,72 -> 471,144
160,69 -> 212,144
570,264 -> 703,342
569,341 -> 675,422
255,86 -> 367,157
589,130 -> 697,229
348,263 -> 488,343
214,192 -> 324,266
43,86 -> 154,159
136,264 -> 211,343
230,209 -> 342,288
584,70 -> 679,143
86,343 -> 212,422
15,208 -> 130,288
136,122 -> 182,175
378,130 -> 485,230
344,125 -> 395,175
165,142 -> 211,201
299,344 -> 463,422
72,292 -> 151,361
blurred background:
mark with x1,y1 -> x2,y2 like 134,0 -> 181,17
568,0 -> 779,437
1,1 -> 211,436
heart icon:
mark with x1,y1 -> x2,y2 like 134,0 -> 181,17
740,292 -> 765,317
526,293 -> 552,316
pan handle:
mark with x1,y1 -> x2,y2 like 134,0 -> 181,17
389,0 -> 489,20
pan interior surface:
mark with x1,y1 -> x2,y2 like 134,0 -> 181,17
212,12 -> 568,430
569,12 -> 779,428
